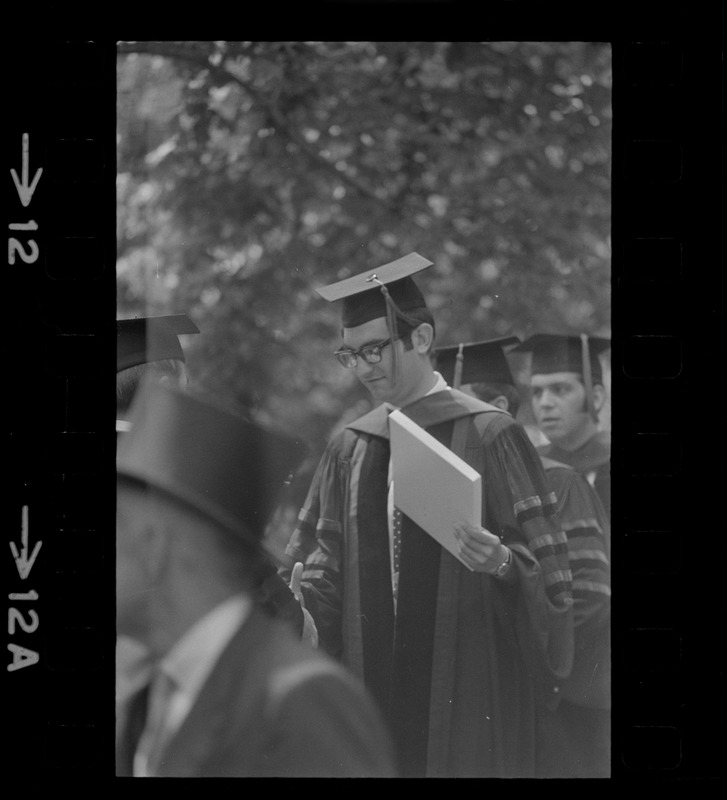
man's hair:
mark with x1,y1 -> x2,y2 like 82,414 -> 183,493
396,308 -> 436,353
575,373 -> 605,414
469,381 -> 522,416
116,360 -> 188,415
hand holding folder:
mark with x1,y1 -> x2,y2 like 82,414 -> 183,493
389,410 -> 482,571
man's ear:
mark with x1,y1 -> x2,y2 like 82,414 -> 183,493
591,383 -> 606,414
490,394 -> 510,412
412,322 -> 434,353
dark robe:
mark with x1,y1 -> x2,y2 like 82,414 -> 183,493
538,430 -> 611,519
116,563 -> 305,709
284,389 -> 574,777
537,457 -> 611,777
116,607 -> 396,777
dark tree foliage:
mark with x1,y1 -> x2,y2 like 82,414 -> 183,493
117,41 -> 611,461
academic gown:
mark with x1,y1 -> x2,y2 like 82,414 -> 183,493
116,607 -> 396,778
285,389 -> 575,778
536,457 -> 611,777
538,430 -> 611,519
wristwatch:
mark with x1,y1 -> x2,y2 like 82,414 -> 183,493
493,546 -> 512,577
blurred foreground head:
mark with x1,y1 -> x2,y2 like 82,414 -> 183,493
116,379 -> 307,650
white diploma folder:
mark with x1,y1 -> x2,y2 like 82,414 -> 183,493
389,409 -> 482,570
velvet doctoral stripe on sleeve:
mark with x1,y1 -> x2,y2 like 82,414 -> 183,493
283,437 -> 349,660
284,421 -> 402,727
285,392 -> 577,777
539,430 -> 611,520
475,413 -> 572,608
401,389 -> 573,610
400,390 -> 575,775
283,407 -> 397,672
543,459 -> 610,710
458,408 -> 575,697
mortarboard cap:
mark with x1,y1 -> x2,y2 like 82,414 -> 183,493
513,333 -> 611,423
117,314 -> 199,373
512,334 -> 611,382
316,252 -> 433,329
117,380 -> 308,550
435,336 -> 520,389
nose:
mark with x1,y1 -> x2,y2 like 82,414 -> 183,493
536,389 -> 555,408
355,358 -> 376,377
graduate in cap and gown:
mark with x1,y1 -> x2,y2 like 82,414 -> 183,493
283,254 -> 574,778
512,334 -> 612,520
436,337 -> 611,777
115,381 -> 396,777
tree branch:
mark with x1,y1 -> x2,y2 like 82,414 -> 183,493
117,41 -> 405,215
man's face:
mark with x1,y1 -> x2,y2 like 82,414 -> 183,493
530,371 -> 590,446
342,317 -> 422,407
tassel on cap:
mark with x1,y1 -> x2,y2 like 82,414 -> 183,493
315,253 -> 435,385
369,273 -> 429,385
580,333 -> 599,423
511,333 -> 610,385
453,343 -> 465,389
315,252 -> 433,329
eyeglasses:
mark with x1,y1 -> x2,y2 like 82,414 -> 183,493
334,336 -> 401,368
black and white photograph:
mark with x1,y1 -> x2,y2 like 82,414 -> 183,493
114,40 -> 612,778
4,14 -> 723,784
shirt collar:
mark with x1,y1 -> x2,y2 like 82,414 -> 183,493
388,370 -> 450,411
426,370 -> 449,396
159,593 -> 251,706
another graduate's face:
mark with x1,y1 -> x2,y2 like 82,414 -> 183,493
530,371 -> 590,445
342,317 -> 421,406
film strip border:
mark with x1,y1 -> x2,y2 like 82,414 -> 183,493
614,35 -> 722,778
6,39 -> 116,774
4,25 -> 723,781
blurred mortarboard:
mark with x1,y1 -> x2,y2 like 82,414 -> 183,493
117,314 -> 199,373
117,380 -> 308,553
513,333 -> 611,422
435,336 -> 520,389
316,252 -> 433,329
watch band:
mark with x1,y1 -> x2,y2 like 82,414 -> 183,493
493,546 -> 512,577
